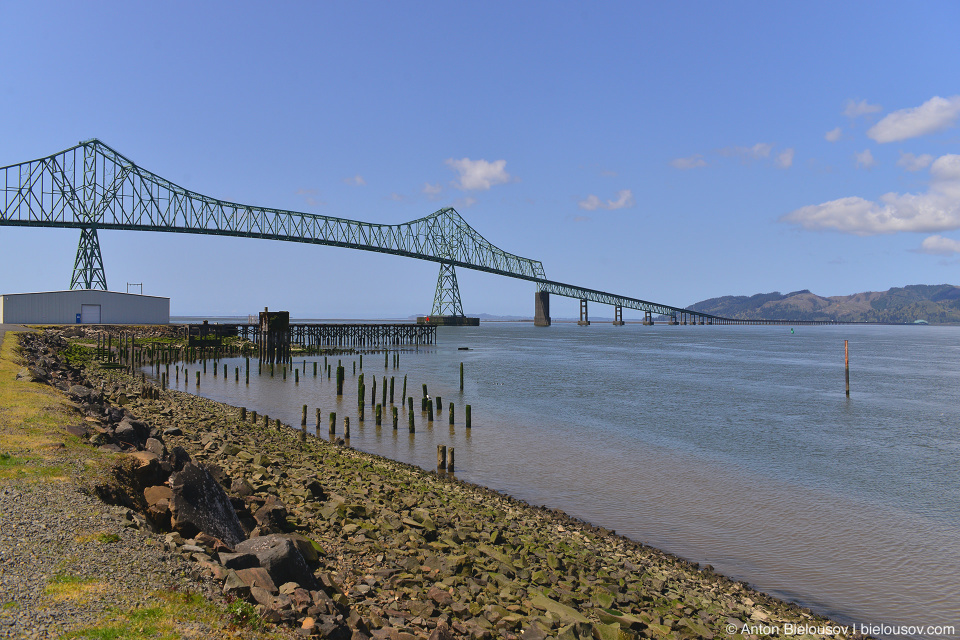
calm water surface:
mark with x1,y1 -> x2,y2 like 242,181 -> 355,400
166,323 -> 960,638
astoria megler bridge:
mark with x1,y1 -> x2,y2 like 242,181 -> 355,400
0,140 -> 822,326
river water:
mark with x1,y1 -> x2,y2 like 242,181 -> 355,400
165,322 -> 960,638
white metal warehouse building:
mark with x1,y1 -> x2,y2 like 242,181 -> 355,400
0,290 -> 169,325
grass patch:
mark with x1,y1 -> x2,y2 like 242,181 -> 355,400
61,590 -> 277,639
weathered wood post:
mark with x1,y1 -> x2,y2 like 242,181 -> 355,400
344,416 -> 350,439
845,340 -> 850,397
392,406 -> 398,429
390,376 -> 395,404
275,418 -> 281,430
302,404 -> 307,428
313,362 -> 317,376
235,367 -> 239,382
196,371 -> 200,387
465,405 -> 471,428
251,410 -> 257,423
382,376 -> 387,408
408,397 -> 414,413
385,351 -> 388,368
359,354 -> 363,370
295,368 -> 299,383
263,414 -> 269,428
447,447 -> 455,472
241,407 -> 247,421
372,377 -> 377,407
408,410 -> 415,433
436,396 -> 442,412
437,445 -> 446,470
329,412 -> 336,436
402,375 -> 407,405
449,402 -> 454,425
376,404 -> 382,426
460,362 -> 464,391
316,408 -> 321,432
427,398 -> 434,422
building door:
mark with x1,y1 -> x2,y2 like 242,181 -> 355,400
80,304 -> 101,324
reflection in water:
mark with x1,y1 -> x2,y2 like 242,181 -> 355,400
162,323 -> 960,637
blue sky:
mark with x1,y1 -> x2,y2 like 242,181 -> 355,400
2,1 -> 959,318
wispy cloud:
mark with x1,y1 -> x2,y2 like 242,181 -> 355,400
825,127 -> 843,142
775,148 -> 795,169
867,95 -> 960,143
919,235 -> 960,255
719,143 -> 773,161
578,189 -> 635,211
445,158 -> 512,190
295,188 -> 324,207
453,196 -> 477,209
422,182 -> 442,196
781,154 -> 960,235
670,154 -> 706,170
843,99 -> 882,119
855,149 -> 876,169
898,151 -> 934,172
343,174 -> 366,186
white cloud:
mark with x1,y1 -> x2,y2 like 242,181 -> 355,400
295,188 -> 323,207
919,235 -> 960,255
454,196 -> 477,209
843,99 -> 882,119
343,174 -> 366,186
445,158 -> 511,190
781,154 -> 960,235
775,148 -> 795,169
855,149 -> 876,169
720,143 -> 773,160
825,127 -> 843,142
578,189 -> 635,211
867,95 -> 960,143
898,152 -> 934,172
671,154 -> 706,170
422,182 -> 442,195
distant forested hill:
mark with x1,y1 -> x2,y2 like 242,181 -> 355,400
686,284 -> 960,324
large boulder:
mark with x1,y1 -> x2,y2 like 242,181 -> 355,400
234,534 -> 316,589
169,463 -> 246,547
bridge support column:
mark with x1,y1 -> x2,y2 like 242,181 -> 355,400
643,311 -> 653,326
534,291 -> 551,327
613,305 -> 624,326
669,313 -> 678,325
578,299 -> 590,326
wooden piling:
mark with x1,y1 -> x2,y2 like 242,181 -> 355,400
223,364 -> 227,378
302,404 -> 307,426
427,398 -> 434,422
408,410 -> 415,433
372,377 -> 377,407
447,447 -> 455,472
385,351 -> 388,368
196,371 -> 200,387
436,396 -> 442,411
275,418 -> 281,430
437,445 -> 446,470
408,397 -> 414,413
392,406 -> 398,429
360,354 -> 363,370
449,402 -> 454,425
465,405 -> 471,428
329,412 -> 336,435
263,414 -> 269,428
390,376 -> 395,404
382,376 -> 387,407
251,410 -> 257,423
235,367 -> 239,382
402,375 -> 407,404
316,408 -> 321,430
845,340 -> 850,397
422,383 -> 428,398
344,416 -> 350,439
241,407 -> 247,421
295,368 -> 299,383
376,404 -> 382,426
460,362 -> 464,390
313,362 -> 317,376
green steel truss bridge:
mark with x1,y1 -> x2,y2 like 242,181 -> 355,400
0,139 -> 827,326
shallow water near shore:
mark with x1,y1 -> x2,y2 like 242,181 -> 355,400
164,323 -> 960,639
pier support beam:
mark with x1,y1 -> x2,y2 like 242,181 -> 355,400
534,291 -> 551,327
613,305 -> 624,326
578,299 -> 590,326
643,310 -> 653,326
669,312 -> 678,326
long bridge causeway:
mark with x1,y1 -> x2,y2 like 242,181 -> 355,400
1,139 -> 836,327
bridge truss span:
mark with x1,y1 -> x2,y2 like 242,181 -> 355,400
0,140 -> 840,327
0,139 -> 546,288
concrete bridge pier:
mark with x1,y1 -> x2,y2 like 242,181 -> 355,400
578,299 -> 590,326
643,311 -> 653,325
534,291 -> 551,327
669,313 -> 679,325
613,305 -> 624,326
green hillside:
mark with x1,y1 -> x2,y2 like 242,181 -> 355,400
687,284 -> 960,324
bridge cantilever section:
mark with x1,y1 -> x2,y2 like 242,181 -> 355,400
0,139 -> 546,286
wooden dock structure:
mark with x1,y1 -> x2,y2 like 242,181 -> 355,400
191,322 -> 437,349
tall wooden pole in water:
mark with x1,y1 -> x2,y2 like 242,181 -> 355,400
845,340 -> 850,397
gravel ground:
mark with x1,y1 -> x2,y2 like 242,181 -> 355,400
0,466 -> 219,639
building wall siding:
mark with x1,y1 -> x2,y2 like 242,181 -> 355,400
0,290 -> 169,324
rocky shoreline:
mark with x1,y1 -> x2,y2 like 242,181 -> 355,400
14,327 -> 868,640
